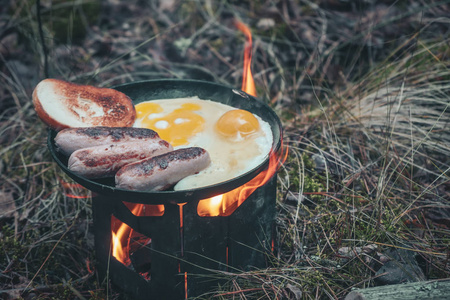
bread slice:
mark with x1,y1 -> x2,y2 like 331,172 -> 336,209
32,78 -> 136,131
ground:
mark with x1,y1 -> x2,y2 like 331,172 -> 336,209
0,0 -> 449,299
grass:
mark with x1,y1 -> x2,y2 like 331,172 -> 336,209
1,0 -> 449,299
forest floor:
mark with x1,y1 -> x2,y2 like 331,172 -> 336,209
1,0 -> 449,299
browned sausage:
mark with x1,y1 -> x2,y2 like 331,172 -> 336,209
68,140 -> 173,179
115,147 -> 211,191
55,127 -> 162,155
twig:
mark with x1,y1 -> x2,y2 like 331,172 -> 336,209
21,221 -> 75,296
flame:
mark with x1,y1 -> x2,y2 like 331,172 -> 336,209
112,217 -> 131,266
59,178 -> 90,199
197,194 -> 224,216
123,202 -> 165,217
111,204 -> 144,265
111,202 -> 164,265
110,20 -> 285,281
198,145 -> 287,217
235,20 -> 256,97
198,20 -> 287,217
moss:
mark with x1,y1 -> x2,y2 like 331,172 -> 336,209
48,0 -> 101,44
302,153 -> 326,200
280,110 -> 297,122
51,282 -> 74,300
12,0 -> 101,45
178,1 -> 204,29
255,22 -> 288,39
0,226 -> 29,267
209,38 -> 224,51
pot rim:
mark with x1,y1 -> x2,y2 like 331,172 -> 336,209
47,79 -> 283,204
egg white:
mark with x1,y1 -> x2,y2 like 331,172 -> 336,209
133,96 -> 273,190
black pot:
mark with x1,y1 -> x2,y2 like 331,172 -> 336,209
47,79 -> 282,204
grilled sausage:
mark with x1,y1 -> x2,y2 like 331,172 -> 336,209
68,140 -> 173,179
55,127 -> 162,156
115,147 -> 211,191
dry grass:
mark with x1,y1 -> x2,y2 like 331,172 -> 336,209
1,0 -> 449,299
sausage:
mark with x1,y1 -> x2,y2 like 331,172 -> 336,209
54,126 -> 162,156
115,147 -> 211,191
68,140 -> 173,179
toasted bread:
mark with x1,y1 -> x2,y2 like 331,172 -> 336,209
32,79 -> 136,131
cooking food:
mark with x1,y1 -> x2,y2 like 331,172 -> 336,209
133,97 -> 273,190
55,127 -> 162,156
33,79 -> 136,131
68,140 -> 173,179
115,147 -> 211,191
42,78 -> 274,192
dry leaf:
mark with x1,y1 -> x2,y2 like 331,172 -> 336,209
287,284 -> 302,300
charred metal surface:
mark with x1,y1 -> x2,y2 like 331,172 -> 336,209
93,175 -> 277,300
94,196 -> 182,299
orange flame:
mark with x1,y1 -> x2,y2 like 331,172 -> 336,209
235,20 -> 256,97
111,204 -> 145,265
198,145 -> 287,217
197,20 -> 287,217
111,203 -> 164,265
111,20 -> 285,275
59,178 -> 91,199
112,217 -> 132,266
123,202 -> 165,217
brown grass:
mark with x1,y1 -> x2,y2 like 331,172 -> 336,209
1,0 -> 449,299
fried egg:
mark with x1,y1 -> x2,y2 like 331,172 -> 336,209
133,96 -> 273,190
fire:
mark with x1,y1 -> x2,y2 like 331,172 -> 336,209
123,202 -> 164,217
235,20 -> 256,97
198,146 -> 286,217
198,194 -> 223,216
111,217 -> 132,266
111,20 -> 286,282
111,204 -> 147,265
111,202 -> 164,266
59,178 -> 90,199
198,20 -> 287,217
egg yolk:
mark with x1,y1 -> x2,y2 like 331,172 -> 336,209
135,102 -> 204,147
215,109 -> 260,138
136,102 -> 163,118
